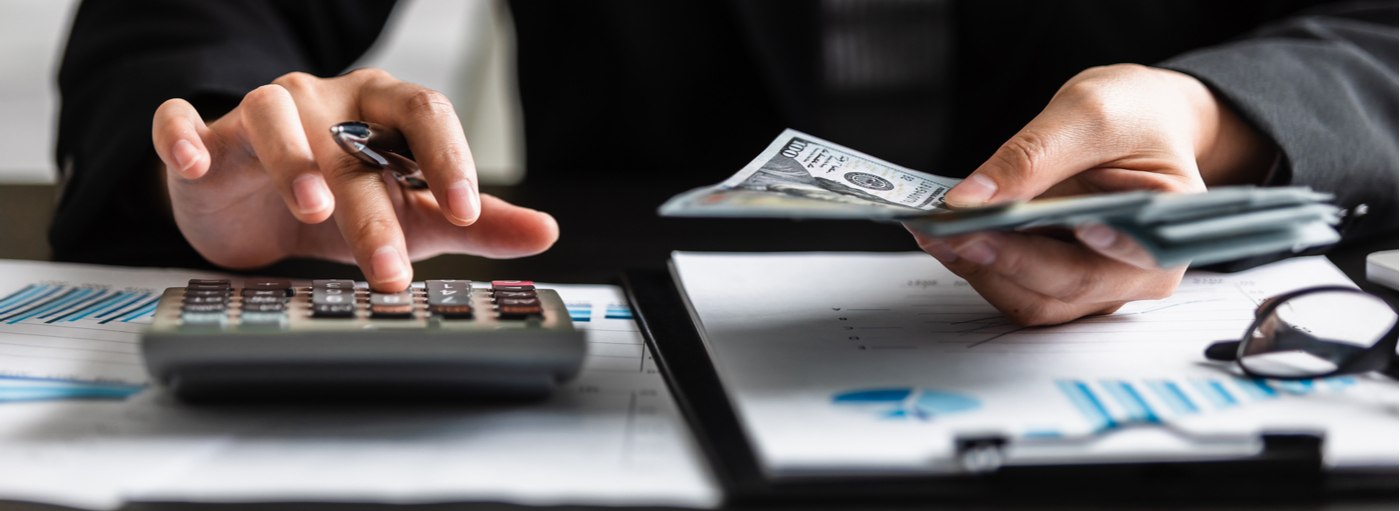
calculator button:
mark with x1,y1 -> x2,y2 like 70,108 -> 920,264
428,300 -> 474,319
239,312 -> 287,329
243,294 -> 284,305
185,287 -> 230,297
426,282 -> 473,318
311,302 -> 356,318
313,279 -> 356,291
242,301 -> 287,313
427,280 -> 472,292
313,289 -> 353,303
428,305 -> 473,319
312,280 -> 356,306
181,302 -> 227,313
370,291 -> 414,318
241,288 -> 284,298
491,280 -> 535,291
497,305 -> 544,318
244,279 -> 295,297
183,294 -> 229,305
496,297 -> 541,307
188,279 -> 232,288
312,286 -> 355,309
492,290 -> 536,300
180,312 -> 227,328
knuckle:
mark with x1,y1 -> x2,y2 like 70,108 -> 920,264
1057,272 -> 1101,304
262,141 -> 312,169
403,89 -> 457,119
350,215 -> 401,247
990,245 -> 1029,279
344,67 -> 393,82
427,144 -> 473,173
325,153 -> 373,181
241,84 -> 290,109
1001,301 -> 1056,327
272,71 -> 318,91
945,258 -> 990,280
992,132 -> 1050,182
1060,78 -> 1135,128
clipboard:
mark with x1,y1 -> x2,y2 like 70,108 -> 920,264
621,267 -> 1397,505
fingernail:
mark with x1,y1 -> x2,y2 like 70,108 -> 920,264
370,245 -> 409,285
955,238 -> 998,266
1080,224 -> 1118,249
292,174 -> 331,215
446,181 -> 479,223
947,174 -> 997,207
923,239 -> 960,264
172,139 -> 202,175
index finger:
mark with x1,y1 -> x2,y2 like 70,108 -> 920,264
359,79 -> 480,227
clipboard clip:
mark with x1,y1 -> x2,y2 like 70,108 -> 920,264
954,429 -> 1324,475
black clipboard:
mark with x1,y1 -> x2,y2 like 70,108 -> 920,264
621,267 -> 1397,506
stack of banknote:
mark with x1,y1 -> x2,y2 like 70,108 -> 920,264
659,130 -> 1343,267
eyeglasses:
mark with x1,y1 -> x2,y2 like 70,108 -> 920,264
1204,286 -> 1398,380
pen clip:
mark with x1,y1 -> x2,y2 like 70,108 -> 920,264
330,121 -> 429,190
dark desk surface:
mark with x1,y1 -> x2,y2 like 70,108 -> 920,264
0,183 -> 1394,511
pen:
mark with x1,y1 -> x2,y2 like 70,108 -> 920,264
329,121 -> 429,190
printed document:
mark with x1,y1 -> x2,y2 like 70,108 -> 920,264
0,259 -> 718,510
671,252 -> 1399,476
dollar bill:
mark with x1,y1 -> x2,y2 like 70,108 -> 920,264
657,128 -> 1342,268
659,129 -> 962,219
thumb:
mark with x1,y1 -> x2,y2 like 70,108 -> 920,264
152,98 -> 214,180
945,120 -> 1098,208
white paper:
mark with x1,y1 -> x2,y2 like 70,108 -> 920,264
0,260 -> 718,510
671,252 -> 1399,476
0,260 -> 227,385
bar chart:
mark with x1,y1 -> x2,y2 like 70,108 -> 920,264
0,280 -> 160,399
0,283 -> 159,325
830,375 -> 1359,436
832,388 -> 981,420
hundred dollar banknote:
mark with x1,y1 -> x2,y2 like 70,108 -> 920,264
658,129 -> 1342,267
659,129 -> 962,219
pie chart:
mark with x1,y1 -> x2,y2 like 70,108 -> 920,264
832,388 -> 980,420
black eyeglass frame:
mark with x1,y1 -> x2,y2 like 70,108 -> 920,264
1204,285 -> 1399,381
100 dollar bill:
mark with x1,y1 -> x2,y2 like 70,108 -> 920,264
659,129 -> 962,219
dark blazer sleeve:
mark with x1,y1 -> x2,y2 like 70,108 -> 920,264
52,0 -> 396,267
1159,2 -> 1398,248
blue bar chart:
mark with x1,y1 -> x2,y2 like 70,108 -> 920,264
0,283 -> 158,325
567,303 -> 593,322
0,279 -> 161,397
832,375 -> 1360,438
604,304 -> 633,320
565,303 -> 634,322
832,388 -> 981,420
1055,376 -> 1358,433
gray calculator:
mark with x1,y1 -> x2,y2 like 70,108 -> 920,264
142,278 -> 586,402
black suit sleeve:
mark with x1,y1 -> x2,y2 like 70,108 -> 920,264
1159,2 -> 1398,248
52,0 -> 396,267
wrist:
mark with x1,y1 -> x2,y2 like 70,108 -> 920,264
1164,68 -> 1277,187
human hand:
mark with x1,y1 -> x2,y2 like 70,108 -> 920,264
151,69 -> 558,291
911,64 -> 1275,325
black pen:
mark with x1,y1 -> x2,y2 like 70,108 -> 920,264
329,121 -> 429,189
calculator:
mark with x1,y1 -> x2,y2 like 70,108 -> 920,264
141,278 -> 586,401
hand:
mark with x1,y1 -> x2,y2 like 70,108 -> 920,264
911,64 -> 1275,325
151,69 -> 558,291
